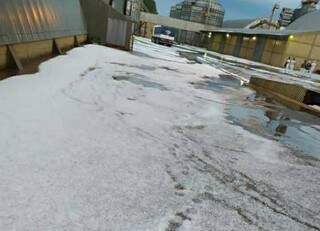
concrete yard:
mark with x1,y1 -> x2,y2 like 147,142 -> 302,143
0,37 -> 320,230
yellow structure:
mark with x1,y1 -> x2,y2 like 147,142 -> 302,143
0,35 -> 87,78
205,31 -> 320,71
204,10 -> 320,71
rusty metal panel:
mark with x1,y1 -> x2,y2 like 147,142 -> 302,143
0,0 -> 87,45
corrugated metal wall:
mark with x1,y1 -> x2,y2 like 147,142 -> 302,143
80,0 -> 134,51
106,18 -> 130,47
0,0 -> 87,45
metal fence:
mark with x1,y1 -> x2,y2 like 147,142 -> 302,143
0,0 -> 87,45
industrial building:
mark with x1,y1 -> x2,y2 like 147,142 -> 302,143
293,0 -> 319,21
279,8 -> 295,28
0,0 -> 140,79
223,18 -> 279,30
223,1 -> 319,31
170,0 -> 225,27
202,9 -> 320,72
277,0 -> 319,28
169,0 -> 225,44
126,0 -> 143,22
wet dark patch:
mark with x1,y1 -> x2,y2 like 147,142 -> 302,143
191,74 -> 242,93
185,125 -> 206,130
80,66 -> 100,76
175,183 -> 186,190
178,51 -> 199,62
236,208 -> 254,225
202,75 -> 211,79
182,166 -> 189,176
175,212 -> 191,221
159,66 -> 179,72
110,62 -> 156,71
192,198 -> 202,204
226,92 -> 320,159
166,221 -> 181,231
116,111 -> 133,116
186,149 -> 320,230
186,53 -> 320,159
168,147 -> 177,158
165,165 -> 177,183
165,211 -> 192,231
174,192 -> 185,197
112,73 -> 168,91
195,192 -> 257,226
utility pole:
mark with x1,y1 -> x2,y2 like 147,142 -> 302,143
206,0 -> 212,25
270,3 -> 280,29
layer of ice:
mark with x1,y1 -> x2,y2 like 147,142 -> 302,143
0,37 -> 319,231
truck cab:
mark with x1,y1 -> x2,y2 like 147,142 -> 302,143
151,25 -> 175,47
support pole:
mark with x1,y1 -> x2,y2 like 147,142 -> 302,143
52,39 -> 63,55
74,36 -> 80,47
7,45 -> 23,71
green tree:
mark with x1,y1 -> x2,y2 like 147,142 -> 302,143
143,0 -> 158,14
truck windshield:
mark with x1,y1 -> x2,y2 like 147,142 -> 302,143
154,27 -> 175,37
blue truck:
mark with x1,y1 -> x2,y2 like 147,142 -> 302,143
151,25 -> 175,47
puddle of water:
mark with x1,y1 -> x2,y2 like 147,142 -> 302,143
181,50 -> 320,159
113,73 -> 168,91
226,93 -> 320,159
192,74 -> 242,92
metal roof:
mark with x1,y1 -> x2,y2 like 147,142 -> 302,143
201,28 -> 291,37
203,10 -> 320,37
222,19 -> 257,28
287,10 -> 320,32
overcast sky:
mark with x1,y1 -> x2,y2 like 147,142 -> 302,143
156,0 -> 303,20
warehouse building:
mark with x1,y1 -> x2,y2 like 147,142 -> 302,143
0,0 -> 137,79
170,0 -> 225,27
278,8 -> 295,28
170,0 -> 225,45
277,0 -> 319,28
223,18 -> 278,30
202,9 -> 320,72
293,0 -> 319,21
